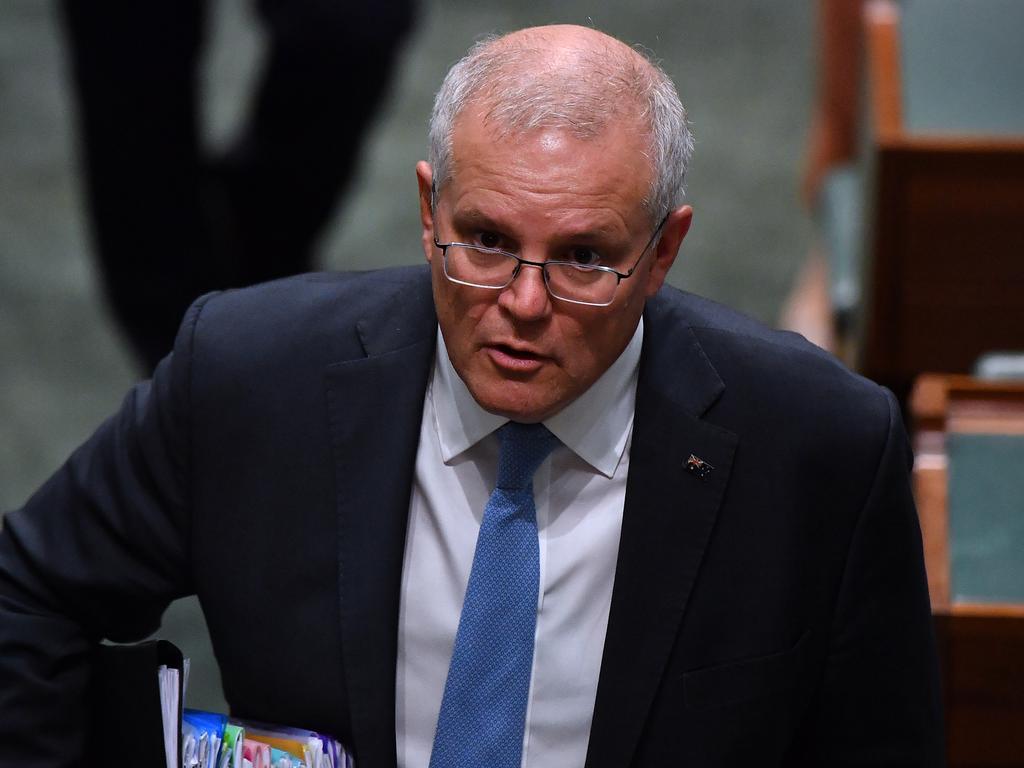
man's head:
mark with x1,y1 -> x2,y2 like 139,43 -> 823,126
416,25 -> 695,423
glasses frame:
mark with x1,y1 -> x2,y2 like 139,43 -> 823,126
431,211 -> 670,308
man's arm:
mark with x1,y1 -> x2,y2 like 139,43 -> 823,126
810,388 -> 945,765
0,296 -> 208,765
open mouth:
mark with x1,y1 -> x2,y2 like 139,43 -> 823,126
487,343 -> 547,372
494,344 -> 541,360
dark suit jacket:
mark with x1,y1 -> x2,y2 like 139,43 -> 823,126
0,265 -> 943,766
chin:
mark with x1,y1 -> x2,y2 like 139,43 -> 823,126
481,400 -> 549,424
471,384 -> 556,424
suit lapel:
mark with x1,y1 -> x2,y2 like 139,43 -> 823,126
586,297 -> 738,768
324,272 -> 435,768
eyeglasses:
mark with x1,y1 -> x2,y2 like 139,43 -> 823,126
432,213 -> 669,307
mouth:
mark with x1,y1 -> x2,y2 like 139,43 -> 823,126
485,343 -> 549,373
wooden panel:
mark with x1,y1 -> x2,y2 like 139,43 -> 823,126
914,457 -> 950,609
911,376 -> 1024,767
935,612 -> 1024,766
860,146 -> 1024,401
912,374 -> 1024,433
865,0 -> 903,141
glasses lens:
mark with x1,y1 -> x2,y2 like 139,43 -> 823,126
445,246 -> 518,288
545,263 -> 618,305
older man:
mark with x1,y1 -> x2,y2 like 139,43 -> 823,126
1,25 -> 941,768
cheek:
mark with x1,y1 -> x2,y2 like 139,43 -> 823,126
617,281 -> 646,313
449,293 -> 493,335
436,286 -> 493,351
569,311 -> 637,377
551,315 -> 598,376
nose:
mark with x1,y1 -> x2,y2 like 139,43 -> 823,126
498,262 -> 551,321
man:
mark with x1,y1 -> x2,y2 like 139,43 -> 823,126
0,25 -> 942,767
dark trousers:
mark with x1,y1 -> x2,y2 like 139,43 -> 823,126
60,0 -> 415,371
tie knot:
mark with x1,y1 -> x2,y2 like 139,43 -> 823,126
495,422 -> 560,490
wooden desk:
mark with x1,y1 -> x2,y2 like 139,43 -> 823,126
911,374 -> 1024,766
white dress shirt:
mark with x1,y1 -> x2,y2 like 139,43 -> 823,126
395,319 -> 643,768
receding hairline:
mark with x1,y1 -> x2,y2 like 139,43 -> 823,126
429,24 -> 694,220
443,26 -> 661,182
465,25 -> 663,122
483,23 -> 654,67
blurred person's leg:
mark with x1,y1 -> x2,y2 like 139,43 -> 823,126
61,0 -> 416,373
213,0 -> 417,285
60,0 -> 216,372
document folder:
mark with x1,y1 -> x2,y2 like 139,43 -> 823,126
86,639 -> 354,767
88,639 -> 184,768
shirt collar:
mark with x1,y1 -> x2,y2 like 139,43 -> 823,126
431,319 -> 643,478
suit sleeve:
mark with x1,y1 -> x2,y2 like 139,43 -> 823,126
0,295 -> 212,766
810,388 -> 945,766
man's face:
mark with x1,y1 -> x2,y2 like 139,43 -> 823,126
416,113 -> 692,423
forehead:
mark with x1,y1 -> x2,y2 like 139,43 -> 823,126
443,111 -> 654,235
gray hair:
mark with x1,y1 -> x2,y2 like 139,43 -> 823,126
428,32 -> 695,222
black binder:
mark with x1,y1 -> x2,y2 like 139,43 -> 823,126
88,639 -> 184,767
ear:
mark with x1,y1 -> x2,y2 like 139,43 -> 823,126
416,161 -> 436,263
644,204 -> 693,297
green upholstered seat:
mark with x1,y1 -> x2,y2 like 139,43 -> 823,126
948,432 -> 1024,603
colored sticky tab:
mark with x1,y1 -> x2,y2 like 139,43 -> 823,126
183,712 -> 225,768
223,723 -> 246,768
244,739 -> 272,768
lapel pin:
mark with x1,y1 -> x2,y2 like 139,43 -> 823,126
685,454 -> 714,480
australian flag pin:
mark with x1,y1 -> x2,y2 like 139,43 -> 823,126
685,454 -> 714,480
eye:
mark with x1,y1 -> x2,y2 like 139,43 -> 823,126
567,247 -> 603,268
475,231 -> 503,249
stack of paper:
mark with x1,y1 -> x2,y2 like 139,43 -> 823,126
158,665 -> 181,768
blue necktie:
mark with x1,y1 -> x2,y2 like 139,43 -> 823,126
429,421 -> 560,768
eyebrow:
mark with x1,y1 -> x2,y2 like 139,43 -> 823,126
449,207 -> 498,232
449,206 -> 631,248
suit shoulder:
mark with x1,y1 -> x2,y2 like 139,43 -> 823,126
172,265 -> 433,375
650,286 -> 831,363
196,265 -> 429,325
648,286 -> 892,428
